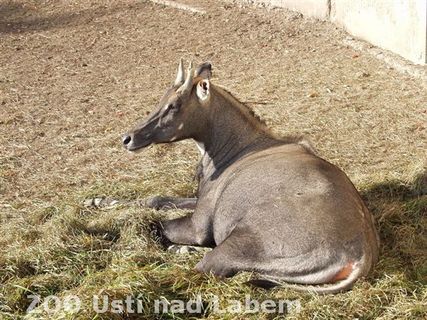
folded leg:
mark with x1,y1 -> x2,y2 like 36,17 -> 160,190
144,196 -> 197,210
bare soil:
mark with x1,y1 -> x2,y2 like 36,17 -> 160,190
1,0 -> 426,213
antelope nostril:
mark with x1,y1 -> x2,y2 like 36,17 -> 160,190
123,135 -> 132,145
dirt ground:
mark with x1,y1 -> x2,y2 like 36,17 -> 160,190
0,0 -> 426,319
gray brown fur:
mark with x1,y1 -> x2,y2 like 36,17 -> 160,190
122,61 -> 379,294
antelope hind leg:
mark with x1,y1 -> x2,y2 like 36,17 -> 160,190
194,226 -> 263,278
194,245 -> 239,278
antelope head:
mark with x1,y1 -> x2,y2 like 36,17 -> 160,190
122,59 -> 212,151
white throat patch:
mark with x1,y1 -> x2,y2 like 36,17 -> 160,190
195,141 -> 205,155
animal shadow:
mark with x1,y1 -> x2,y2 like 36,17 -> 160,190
360,170 -> 426,284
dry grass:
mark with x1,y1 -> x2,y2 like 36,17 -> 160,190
0,0 -> 426,319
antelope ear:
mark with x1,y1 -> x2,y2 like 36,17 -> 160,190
196,79 -> 210,101
194,62 -> 212,80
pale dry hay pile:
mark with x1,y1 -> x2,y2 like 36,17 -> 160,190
0,0 -> 426,319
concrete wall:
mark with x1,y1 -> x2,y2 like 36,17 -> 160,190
331,0 -> 426,65
243,0 -> 427,65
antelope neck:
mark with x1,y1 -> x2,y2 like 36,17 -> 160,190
194,85 -> 278,180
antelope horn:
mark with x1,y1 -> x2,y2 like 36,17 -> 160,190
178,61 -> 194,94
174,58 -> 185,86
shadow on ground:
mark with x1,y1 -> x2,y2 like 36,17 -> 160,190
361,170 -> 427,284
0,2 -> 141,34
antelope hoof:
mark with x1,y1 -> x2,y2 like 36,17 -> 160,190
168,245 -> 202,254
148,221 -> 172,249
83,197 -> 120,209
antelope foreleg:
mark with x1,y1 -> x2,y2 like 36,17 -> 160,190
144,196 -> 197,210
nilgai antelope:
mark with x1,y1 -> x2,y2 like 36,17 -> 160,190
122,60 -> 379,293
